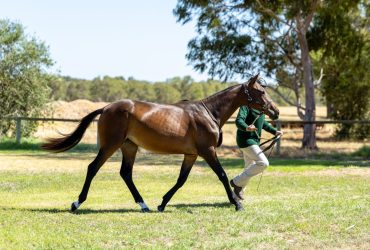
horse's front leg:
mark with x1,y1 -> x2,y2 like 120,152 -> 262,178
158,154 -> 197,212
200,147 -> 244,211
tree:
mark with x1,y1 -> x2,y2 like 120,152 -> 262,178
174,0 -> 363,149
154,83 -> 181,103
309,1 -> 370,139
90,76 -> 126,102
0,19 -> 54,136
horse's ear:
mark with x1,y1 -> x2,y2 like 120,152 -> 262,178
248,73 -> 260,86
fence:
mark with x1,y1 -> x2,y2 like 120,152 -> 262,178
1,116 -> 369,155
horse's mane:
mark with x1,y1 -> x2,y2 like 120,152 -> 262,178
202,84 -> 241,102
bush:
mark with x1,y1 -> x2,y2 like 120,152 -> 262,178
352,146 -> 370,158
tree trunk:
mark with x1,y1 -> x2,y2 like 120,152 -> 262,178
297,22 -> 318,149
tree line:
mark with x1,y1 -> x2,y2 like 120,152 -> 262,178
50,76 -> 231,104
49,75 -> 298,105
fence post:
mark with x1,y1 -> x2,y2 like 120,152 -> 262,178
276,120 -> 281,156
16,118 -> 22,144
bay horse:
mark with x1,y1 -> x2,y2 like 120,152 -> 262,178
42,74 -> 279,212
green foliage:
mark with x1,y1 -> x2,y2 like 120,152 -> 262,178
352,145 -> 370,158
49,74 -> 323,107
309,1 -> 370,139
174,0 -> 309,79
49,75 -> 233,104
0,19 -> 54,137
173,0 -> 369,144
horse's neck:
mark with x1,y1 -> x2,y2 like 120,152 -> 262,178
202,84 -> 243,127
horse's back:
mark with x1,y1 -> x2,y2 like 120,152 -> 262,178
101,99 -> 196,154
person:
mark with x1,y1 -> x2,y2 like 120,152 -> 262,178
230,105 -> 283,200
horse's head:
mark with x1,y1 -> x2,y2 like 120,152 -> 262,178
242,74 -> 280,120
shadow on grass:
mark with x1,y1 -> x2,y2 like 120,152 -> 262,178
169,202 -> 231,209
0,202 -> 234,214
0,207 -> 143,214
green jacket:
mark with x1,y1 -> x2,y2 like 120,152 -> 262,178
235,106 -> 277,148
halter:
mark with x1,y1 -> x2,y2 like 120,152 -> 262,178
243,83 -> 272,114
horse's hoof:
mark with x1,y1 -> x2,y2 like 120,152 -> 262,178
157,205 -> 165,212
71,201 -> 80,212
71,202 -> 78,212
235,203 -> 244,212
141,207 -> 150,213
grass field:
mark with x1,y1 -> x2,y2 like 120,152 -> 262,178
0,151 -> 369,249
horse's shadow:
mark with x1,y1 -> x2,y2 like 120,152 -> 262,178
0,207 -> 140,214
169,202 -> 230,209
0,202 -> 231,214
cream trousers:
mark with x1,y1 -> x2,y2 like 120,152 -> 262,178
232,145 -> 269,188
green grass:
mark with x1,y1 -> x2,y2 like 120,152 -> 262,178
0,152 -> 369,249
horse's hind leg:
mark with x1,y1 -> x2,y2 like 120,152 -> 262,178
158,154 -> 197,212
120,140 -> 149,212
71,146 -> 117,212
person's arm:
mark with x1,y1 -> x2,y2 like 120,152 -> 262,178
262,120 -> 277,135
235,106 -> 249,131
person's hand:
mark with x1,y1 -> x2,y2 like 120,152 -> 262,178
275,130 -> 283,136
246,125 -> 257,131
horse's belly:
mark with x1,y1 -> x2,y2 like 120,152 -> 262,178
127,120 -> 195,154
128,133 -> 194,154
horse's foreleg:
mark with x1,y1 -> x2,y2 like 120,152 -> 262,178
158,154 -> 197,212
71,147 -> 116,212
119,140 -> 149,212
201,147 -> 244,211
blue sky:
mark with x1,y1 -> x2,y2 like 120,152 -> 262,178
0,0 -> 211,82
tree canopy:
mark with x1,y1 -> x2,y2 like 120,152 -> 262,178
309,1 -> 370,139
0,19 -> 54,136
173,0 -> 369,146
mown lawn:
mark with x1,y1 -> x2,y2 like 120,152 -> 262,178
0,151 -> 369,249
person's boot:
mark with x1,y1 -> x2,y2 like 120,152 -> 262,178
230,179 -> 244,200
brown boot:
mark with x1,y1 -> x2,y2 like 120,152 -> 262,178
230,179 -> 244,200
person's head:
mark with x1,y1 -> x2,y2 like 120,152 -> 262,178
242,74 -> 279,120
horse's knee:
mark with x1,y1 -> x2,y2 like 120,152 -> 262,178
120,169 -> 131,180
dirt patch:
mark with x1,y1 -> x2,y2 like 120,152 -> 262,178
45,99 -> 108,119
35,99 -> 108,143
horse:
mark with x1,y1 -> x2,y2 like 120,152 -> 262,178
42,74 -> 279,212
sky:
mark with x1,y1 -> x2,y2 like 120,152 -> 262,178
0,0 -> 211,82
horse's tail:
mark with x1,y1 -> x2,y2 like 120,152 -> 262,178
42,108 -> 104,152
